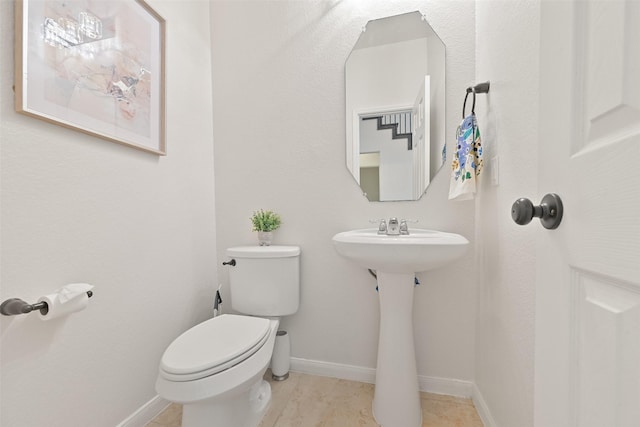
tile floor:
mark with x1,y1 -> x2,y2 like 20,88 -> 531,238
148,371 -> 484,427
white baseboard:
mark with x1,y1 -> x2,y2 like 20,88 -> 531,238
290,357 -> 376,384
471,382 -> 497,427
290,357 -> 474,398
419,375 -> 474,398
116,394 -> 171,427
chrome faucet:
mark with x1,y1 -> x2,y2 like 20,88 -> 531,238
375,218 -> 414,235
387,218 -> 400,235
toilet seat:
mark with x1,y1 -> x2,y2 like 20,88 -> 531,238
159,314 -> 271,382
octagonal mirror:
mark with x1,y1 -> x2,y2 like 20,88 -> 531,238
345,11 -> 446,202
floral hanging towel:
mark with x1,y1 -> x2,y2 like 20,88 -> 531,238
448,113 -> 483,200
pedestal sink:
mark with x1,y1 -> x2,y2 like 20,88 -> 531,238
332,228 -> 469,427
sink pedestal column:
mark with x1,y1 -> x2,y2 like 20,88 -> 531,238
372,272 -> 421,427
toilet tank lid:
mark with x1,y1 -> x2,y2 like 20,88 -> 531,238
227,245 -> 300,258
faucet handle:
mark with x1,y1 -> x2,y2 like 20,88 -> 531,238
370,219 -> 387,234
399,219 -> 418,235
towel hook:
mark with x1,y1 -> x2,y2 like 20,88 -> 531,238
462,87 -> 476,118
467,81 -> 490,94
463,81 -> 490,118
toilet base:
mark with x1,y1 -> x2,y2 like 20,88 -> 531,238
181,379 -> 272,427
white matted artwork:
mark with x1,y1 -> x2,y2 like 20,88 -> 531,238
15,0 -> 166,155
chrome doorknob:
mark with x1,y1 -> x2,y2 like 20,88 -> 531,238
511,193 -> 563,229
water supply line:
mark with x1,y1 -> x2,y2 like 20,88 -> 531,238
213,284 -> 222,317
368,269 -> 420,292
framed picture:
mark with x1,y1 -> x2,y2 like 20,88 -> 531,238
15,0 -> 166,155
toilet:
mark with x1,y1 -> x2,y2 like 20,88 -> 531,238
155,245 -> 300,427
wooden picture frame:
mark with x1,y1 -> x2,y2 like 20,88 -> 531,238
15,0 -> 166,155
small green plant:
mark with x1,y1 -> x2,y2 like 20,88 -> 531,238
250,209 -> 282,232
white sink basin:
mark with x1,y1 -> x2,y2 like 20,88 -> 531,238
332,228 -> 469,273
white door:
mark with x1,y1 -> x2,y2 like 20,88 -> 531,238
535,1 -> 640,426
411,75 -> 430,200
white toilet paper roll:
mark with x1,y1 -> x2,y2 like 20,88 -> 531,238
38,292 -> 89,321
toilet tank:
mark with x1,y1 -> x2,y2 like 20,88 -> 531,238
226,246 -> 300,316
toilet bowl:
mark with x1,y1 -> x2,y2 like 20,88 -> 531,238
156,315 -> 279,427
155,245 -> 300,427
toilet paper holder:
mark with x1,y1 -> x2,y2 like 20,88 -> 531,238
0,291 -> 93,316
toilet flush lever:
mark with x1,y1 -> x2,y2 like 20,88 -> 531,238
222,259 -> 236,266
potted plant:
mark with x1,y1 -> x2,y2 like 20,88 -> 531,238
250,209 -> 282,246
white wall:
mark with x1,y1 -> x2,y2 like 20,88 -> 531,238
211,0 -> 477,385
474,1 -> 541,426
0,1 -> 217,426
